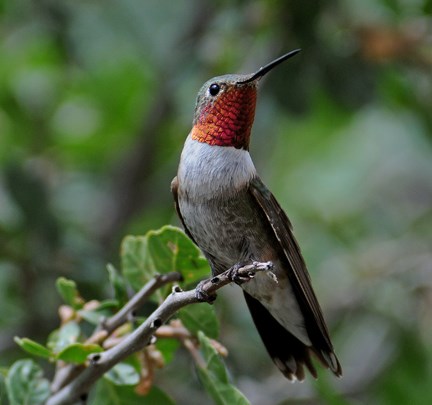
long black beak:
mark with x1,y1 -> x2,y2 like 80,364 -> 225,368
237,49 -> 301,84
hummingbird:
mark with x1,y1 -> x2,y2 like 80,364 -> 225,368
171,50 -> 342,380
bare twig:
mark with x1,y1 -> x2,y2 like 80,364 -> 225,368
46,261 -> 273,405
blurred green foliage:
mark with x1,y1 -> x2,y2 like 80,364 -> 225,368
1,0 -> 432,404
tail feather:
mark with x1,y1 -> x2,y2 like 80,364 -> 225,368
243,291 -> 341,381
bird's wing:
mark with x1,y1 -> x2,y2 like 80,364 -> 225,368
248,176 -> 341,376
171,176 -> 198,245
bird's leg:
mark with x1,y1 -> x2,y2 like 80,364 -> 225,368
227,261 -> 250,284
228,260 -> 274,285
194,260 -> 274,301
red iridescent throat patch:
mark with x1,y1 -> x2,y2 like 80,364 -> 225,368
191,86 -> 257,149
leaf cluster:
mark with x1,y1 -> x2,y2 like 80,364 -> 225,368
5,226 -> 249,405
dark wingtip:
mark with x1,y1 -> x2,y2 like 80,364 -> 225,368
278,349 -> 342,381
313,348 -> 343,378
273,349 -> 342,382
273,350 -> 331,382
326,351 -> 343,377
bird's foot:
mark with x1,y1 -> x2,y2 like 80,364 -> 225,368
228,261 -> 274,285
228,262 -> 254,285
195,280 -> 217,303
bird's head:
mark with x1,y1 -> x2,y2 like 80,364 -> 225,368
191,49 -> 300,150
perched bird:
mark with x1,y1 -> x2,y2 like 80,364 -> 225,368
172,50 -> 342,380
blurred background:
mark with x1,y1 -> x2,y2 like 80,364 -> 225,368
1,0 -> 432,404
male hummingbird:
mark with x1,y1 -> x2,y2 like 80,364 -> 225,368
172,50 -> 342,380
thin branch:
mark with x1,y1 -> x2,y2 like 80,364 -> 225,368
46,261 -> 273,405
50,272 -> 182,393
100,272 -> 183,335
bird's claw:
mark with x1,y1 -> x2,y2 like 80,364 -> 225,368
228,262 -> 254,285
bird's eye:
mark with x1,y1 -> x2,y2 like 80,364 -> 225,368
209,83 -> 220,96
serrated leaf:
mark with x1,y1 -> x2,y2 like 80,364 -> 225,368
104,363 -> 140,386
90,380 -> 175,405
49,321 -> 81,353
179,303 -> 219,339
57,343 -> 103,364
197,332 -> 250,405
14,337 -> 52,359
107,263 -> 129,305
56,277 -> 84,309
6,359 -> 50,405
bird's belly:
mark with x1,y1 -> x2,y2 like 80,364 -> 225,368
178,195 -> 259,272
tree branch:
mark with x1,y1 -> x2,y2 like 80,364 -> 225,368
50,272 -> 182,393
100,272 -> 183,335
46,261 -> 273,405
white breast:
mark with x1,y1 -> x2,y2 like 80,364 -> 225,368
177,134 -> 257,199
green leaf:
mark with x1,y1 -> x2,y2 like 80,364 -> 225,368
155,338 -> 180,365
6,359 -> 50,405
121,235 -> 155,290
198,332 -> 228,384
372,330 -> 432,405
14,337 -> 52,359
78,299 -> 119,325
313,375 -> 351,405
142,385 -> 176,405
104,363 -> 140,386
46,329 -> 59,352
0,372 -> 6,402
121,354 -> 142,375
179,303 -> 219,339
107,263 -> 129,305
147,225 -> 210,284
48,321 -> 81,353
56,277 -> 84,309
90,380 -> 175,405
121,226 -> 210,292
56,343 -> 103,364
197,332 -> 250,405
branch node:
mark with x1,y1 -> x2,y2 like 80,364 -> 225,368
211,276 -> 219,284
164,272 -> 183,283
172,285 -> 182,293
195,280 -> 217,303
151,318 -> 162,329
89,354 -> 101,365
